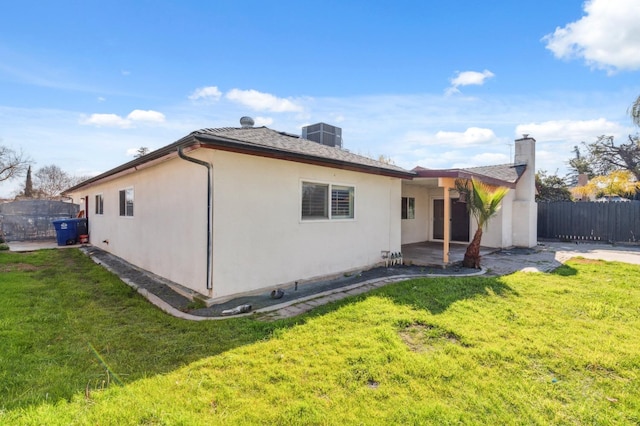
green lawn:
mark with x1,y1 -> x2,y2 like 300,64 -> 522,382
1,249 -> 639,425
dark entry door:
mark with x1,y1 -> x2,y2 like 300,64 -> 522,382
433,199 -> 470,242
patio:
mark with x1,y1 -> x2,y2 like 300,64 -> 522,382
401,241 -> 495,267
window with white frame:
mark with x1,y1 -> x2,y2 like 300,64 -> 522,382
119,188 -> 134,217
401,196 -> 415,219
301,181 -> 354,220
95,194 -> 104,215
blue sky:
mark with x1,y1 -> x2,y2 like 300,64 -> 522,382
1,0 -> 639,197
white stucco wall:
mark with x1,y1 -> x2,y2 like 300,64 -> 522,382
208,150 -> 402,300
69,149 -> 403,300
401,184 -> 430,244
67,157 -> 209,293
475,190 -> 514,249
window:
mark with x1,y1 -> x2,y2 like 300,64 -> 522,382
401,197 -> 415,219
119,188 -> 134,217
95,194 -> 104,215
302,181 -> 354,220
331,185 -> 355,219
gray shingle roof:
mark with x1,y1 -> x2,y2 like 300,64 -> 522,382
461,163 -> 527,184
63,125 -> 414,193
192,126 -> 412,175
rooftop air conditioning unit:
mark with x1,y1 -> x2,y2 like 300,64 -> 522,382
302,123 -> 342,148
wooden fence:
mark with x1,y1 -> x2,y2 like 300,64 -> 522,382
537,201 -> 640,243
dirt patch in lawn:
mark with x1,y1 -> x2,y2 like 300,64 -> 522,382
399,323 -> 464,353
0,263 -> 41,273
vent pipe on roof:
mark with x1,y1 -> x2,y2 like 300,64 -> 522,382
240,116 -> 254,128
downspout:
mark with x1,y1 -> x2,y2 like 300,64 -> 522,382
178,145 -> 213,292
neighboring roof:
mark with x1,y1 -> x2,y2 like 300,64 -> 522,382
412,163 -> 527,188
64,126 -> 415,193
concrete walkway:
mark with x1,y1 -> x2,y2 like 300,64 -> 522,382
7,239 -> 640,321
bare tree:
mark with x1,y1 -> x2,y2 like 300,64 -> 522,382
34,165 -> 74,198
631,95 -> 640,127
584,135 -> 640,180
134,147 -> 150,158
0,144 -> 30,183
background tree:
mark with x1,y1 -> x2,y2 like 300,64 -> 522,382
456,178 -> 509,269
631,95 -> 640,127
134,147 -> 150,158
0,144 -> 30,184
566,145 -> 594,185
571,170 -> 640,200
535,171 -> 572,202
581,135 -> 640,180
24,165 -> 34,198
34,165 -> 74,198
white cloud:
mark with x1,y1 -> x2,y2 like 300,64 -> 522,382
127,109 -> 165,123
80,113 -> 131,128
447,70 -> 495,94
226,89 -> 303,112
516,118 -> 628,174
253,116 -> 273,126
543,0 -> 640,72
80,109 -> 165,128
189,86 -> 222,101
97,97 -> 106,102
516,118 -> 622,142
435,127 -> 497,146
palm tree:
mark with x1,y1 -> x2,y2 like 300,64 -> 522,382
456,178 -> 509,269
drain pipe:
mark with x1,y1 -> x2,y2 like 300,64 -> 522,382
178,145 -> 213,292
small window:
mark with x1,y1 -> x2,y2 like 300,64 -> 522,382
95,194 -> 104,215
302,181 -> 355,220
302,182 -> 329,219
119,188 -> 134,217
331,185 -> 354,219
401,197 -> 415,219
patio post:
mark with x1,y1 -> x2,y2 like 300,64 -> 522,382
438,177 -> 455,265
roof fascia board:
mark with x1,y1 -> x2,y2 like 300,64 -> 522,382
414,168 -> 519,188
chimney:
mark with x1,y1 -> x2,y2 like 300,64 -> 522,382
513,134 -> 536,201
512,134 -> 537,248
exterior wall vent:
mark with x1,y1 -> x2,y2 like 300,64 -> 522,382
301,123 -> 342,148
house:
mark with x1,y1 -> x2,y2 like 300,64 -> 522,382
64,119 -> 536,303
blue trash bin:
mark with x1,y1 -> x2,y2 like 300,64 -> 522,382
52,219 -> 79,246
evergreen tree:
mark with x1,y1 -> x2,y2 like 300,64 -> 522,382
24,165 -> 33,197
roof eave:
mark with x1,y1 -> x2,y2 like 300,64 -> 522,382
413,168 -> 521,188
62,134 -> 200,194
63,131 -> 415,194
193,134 -> 416,179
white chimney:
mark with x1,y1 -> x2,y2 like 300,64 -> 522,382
512,135 -> 537,248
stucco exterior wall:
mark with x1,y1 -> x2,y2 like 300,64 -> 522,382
208,149 -> 402,300
67,157 -> 209,293
69,149 -> 403,300
401,184 -> 430,244
475,190 -> 514,249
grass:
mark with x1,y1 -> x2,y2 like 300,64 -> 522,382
1,250 -> 639,424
